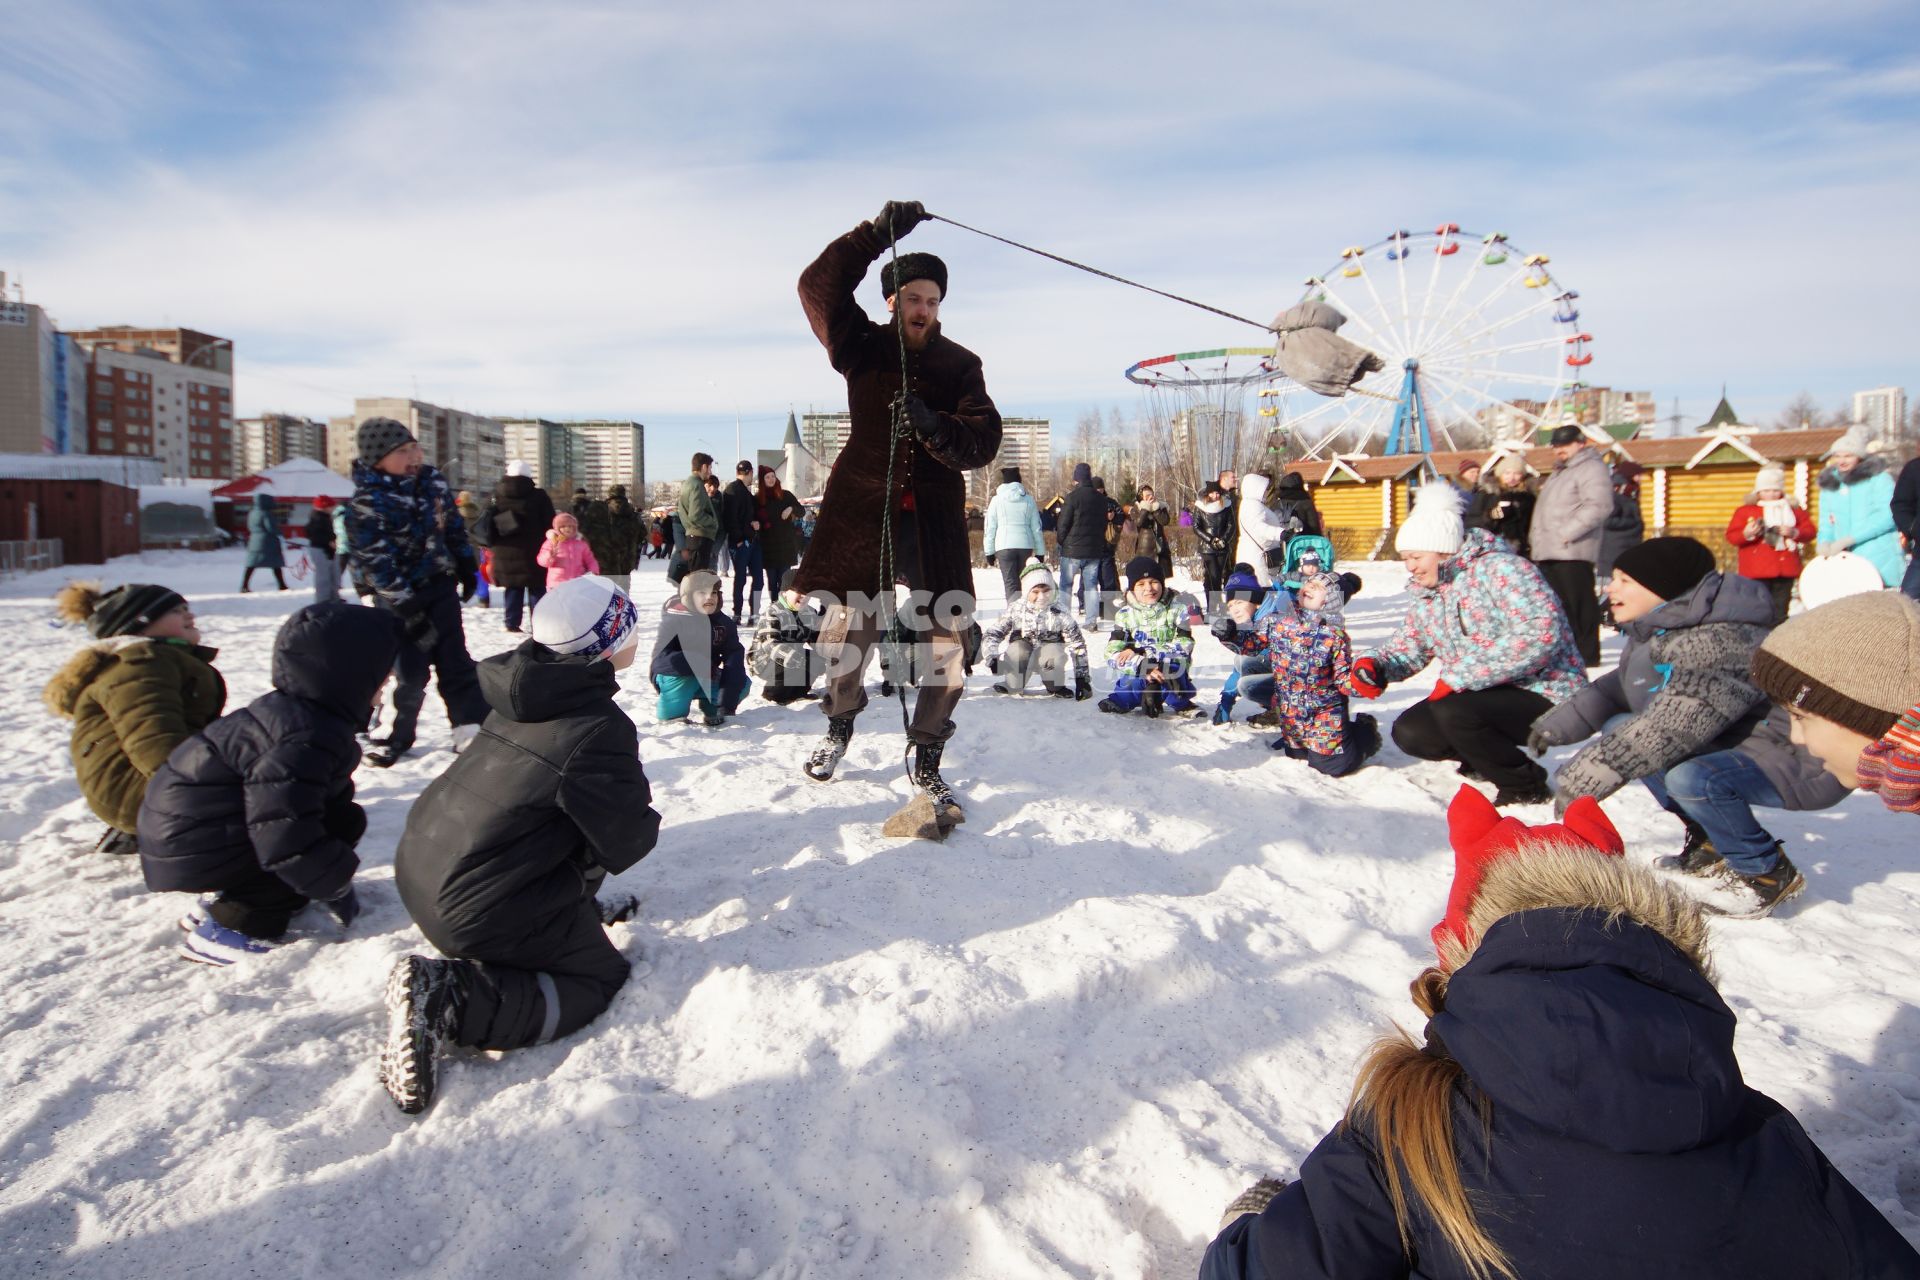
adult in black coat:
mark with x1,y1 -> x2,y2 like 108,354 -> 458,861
1268,470 -> 1324,540
488,468 -> 557,632
138,603 -> 401,947
1200,787 -> 1919,1280
1053,467 -> 1113,621
720,462 -> 765,619
386,603 -> 660,1111
1463,461 -> 1536,557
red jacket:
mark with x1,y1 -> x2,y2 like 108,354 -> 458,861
1726,502 -> 1814,579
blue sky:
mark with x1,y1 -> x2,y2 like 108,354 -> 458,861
5,0 -> 1919,479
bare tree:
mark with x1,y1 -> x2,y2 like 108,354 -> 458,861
1775,392 -> 1825,431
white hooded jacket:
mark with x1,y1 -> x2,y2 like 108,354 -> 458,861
1232,473 -> 1290,586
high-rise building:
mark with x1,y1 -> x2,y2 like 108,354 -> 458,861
1852,386 -> 1907,442
328,398 -> 503,492
495,419 -> 644,498
800,410 -> 852,473
970,416 -> 1051,505
70,325 -> 233,480
0,276 -> 89,455
234,414 -> 327,475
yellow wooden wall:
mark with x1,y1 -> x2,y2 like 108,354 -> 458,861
1309,483 -> 1381,529
1665,465 -> 1762,528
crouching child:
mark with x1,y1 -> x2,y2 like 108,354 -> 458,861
1099,555 -> 1202,717
982,559 -> 1092,700
46,581 -> 226,856
137,602 -> 400,965
652,570 -> 749,725
1209,567 -> 1280,725
383,575 -> 662,1115
747,569 -> 827,705
1264,570 -> 1380,775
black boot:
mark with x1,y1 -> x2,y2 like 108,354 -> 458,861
379,955 -> 466,1116
804,713 -> 856,781
912,739 -> 958,808
1717,846 -> 1806,919
1654,817 -> 1724,877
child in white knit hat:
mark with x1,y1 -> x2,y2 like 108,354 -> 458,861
1726,465 -> 1814,624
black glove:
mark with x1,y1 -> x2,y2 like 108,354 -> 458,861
874,200 -> 929,236
987,654 -> 1002,675
323,882 -> 361,928
323,801 -> 368,846
1074,673 -> 1092,701
458,574 -> 476,603
896,392 -> 940,443
1210,616 -> 1237,644
983,555 -> 995,569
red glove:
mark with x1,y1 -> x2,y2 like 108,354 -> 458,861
1431,786 -> 1624,966
1347,656 -> 1385,699
1429,679 -> 1454,701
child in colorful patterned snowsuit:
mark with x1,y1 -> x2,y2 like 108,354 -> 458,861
982,559 -> 1093,699
1264,571 -> 1379,776
1099,556 -> 1202,717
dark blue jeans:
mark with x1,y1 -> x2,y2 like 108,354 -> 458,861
1903,551 -> 1920,602
1642,749 -> 1784,875
502,583 -> 545,631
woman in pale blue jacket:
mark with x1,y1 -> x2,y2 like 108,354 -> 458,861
982,467 -> 1044,601
1816,427 -> 1904,587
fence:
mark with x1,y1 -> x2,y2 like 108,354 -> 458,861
0,539 -> 63,580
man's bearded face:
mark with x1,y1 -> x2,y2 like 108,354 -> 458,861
888,280 -> 942,351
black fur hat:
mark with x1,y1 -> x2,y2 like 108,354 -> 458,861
880,253 -> 947,301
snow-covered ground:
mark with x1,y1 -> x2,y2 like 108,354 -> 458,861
1,547 -> 1916,1279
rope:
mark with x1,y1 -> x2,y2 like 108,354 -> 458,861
880,215 -> 917,776
929,213 -> 1281,335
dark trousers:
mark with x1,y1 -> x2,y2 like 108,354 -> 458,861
1764,577 -> 1794,626
1536,559 -> 1600,666
1391,686 -> 1551,792
208,866 -> 309,940
241,566 -> 286,591
995,548 -> 1032,600
383,583 -> 486,752
446,899 -> 631,1052
502,582 -> 545,631
1201,551 -> 1230,603
730,538 -> 765,616
669,535 -> 715,586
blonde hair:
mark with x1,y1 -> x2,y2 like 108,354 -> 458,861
1345,967 -> 1514,1280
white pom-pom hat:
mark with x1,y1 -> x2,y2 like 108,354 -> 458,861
1396,482 -> 1467,556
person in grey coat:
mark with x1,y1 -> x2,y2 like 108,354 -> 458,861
1527,426 -> 1614,665
981,466 -> 1044,601
1528,538 -> 1846,917
241,492 -> 287,592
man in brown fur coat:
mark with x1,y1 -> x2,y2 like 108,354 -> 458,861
792,200 -> 1002,808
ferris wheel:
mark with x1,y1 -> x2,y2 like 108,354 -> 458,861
1263,224 -> 1590,459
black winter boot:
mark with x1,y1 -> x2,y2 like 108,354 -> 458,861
912,739 -> 958,809
804,713 -> 856,781
1717,846 -> 1806,919
1654,817 -> 1724,877
380,954 -> 466,1116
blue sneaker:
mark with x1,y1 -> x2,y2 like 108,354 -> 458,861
180,916 -> 279,966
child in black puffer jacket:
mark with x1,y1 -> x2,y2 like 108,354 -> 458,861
137,603 -> 401,966
384,575 -> 662,1115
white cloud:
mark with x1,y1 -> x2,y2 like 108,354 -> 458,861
5,0 -> 1919,463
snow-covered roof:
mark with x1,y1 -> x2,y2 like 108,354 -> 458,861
213,456 -> 356,500
0,453 -> 164,485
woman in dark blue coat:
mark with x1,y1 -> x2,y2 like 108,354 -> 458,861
241,491 -> 287,591
1201,786 -> 1919,1280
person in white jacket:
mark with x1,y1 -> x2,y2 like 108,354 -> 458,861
1233,473 -> 1290,587
981,467 -> 1044,602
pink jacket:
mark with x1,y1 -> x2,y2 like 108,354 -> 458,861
536,535 -> 599,587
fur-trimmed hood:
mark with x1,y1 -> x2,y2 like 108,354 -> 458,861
44,636 -> 218,719
1818,452 -> 1889,490
1429,846 -> 1738,1154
